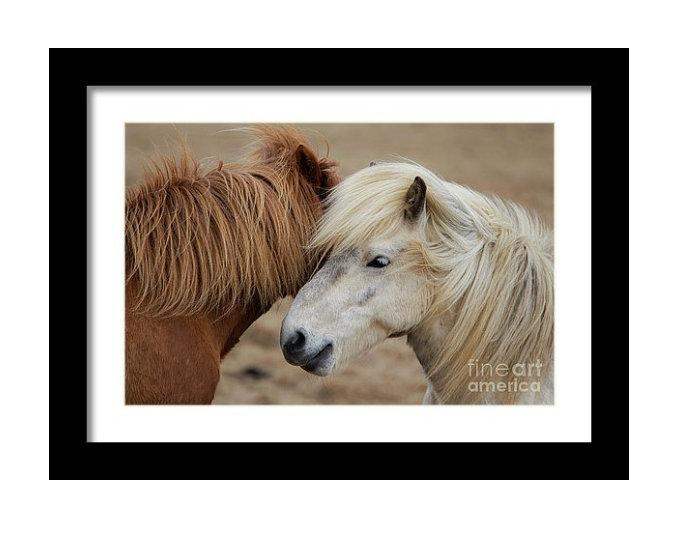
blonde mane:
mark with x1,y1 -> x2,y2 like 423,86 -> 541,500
312,162 -> 554,404
126,126 -> 338,317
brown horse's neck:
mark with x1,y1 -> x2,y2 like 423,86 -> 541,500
125,281 -> 269,404
213,302 -> 267,358
126,280 -> 265,359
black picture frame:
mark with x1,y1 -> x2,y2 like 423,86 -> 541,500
49,48 -> 628,480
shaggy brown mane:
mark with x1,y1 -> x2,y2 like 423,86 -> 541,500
126,126 -> 338,317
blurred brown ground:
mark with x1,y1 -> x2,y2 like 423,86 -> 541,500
126,123 -> 553,404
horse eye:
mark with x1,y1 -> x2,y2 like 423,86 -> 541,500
366,255 -> 390,268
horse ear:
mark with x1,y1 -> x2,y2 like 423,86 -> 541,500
295,144 -> 325,189
403,176 -> 427,222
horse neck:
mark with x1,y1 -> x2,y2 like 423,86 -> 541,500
126,280 -> 266,358
407,309 -> 553,405
211,302 -> 267,358
406,311 -> 453,400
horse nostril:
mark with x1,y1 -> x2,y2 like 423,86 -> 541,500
284,330 -> 306,354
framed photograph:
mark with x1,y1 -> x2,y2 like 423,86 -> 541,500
50,48 -> 627,479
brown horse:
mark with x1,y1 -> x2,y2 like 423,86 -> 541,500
125,126 -> 339,404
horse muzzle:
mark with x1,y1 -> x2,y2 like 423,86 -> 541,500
281,330 -> 335,376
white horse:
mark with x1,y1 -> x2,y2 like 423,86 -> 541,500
280,162 -> 553,404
